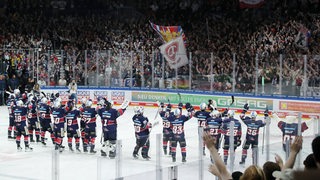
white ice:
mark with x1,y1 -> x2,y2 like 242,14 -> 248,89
0,105 -> 316,180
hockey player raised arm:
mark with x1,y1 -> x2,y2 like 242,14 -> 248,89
239,103 -> 250,120
118,100 -> 129,115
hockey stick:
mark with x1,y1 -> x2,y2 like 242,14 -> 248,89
228,95 -> 235,109
178,93 -> 181,103
223,95 -> 235,117
262,105 -> 268,154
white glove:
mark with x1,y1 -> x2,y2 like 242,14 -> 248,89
120,100 -> 129,109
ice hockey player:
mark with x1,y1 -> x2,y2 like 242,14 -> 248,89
65,100 -> 81,152
14,100 -> 33,152
239,103 -> 266,164
98,99 -> 129,158
194,102 -> 211,155
159,102 -> 173,155
7,94 -> 16,140
221,110 -> 242,165
38,97 -> 55,145
81,99 -> 98,153
169,106 -> 193,163
274,113 -> 309,152
78,97 -> 88,152
51,99 -> 67,152
205,110 -> 223,150
132,106 -> 152,160
27,95 -> 40,143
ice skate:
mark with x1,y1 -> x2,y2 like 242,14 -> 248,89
182,157 -> 186,163
142,155 -> 151,160
164,149 -> 167,155
172,157 -> 176,162
25,146 -> 33,152
133,153 -> 139,159
69,146 -> 74,152
101,150 -> 107,157
239,157 -> 246,165
90,145 -> 96,154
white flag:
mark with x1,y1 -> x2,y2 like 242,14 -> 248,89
159,36 -> 188,69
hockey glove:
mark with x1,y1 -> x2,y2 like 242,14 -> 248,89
178,102 -> 183,109
120,100 -> 129,109
185,102 -> 191,110
243,103 -> 249,113
264,109 -> 269,117
222,109 -> 228,117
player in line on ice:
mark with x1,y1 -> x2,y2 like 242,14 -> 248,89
193,102 -> 212,155
169,104 -> 194,163
221,110 -> 242,165
238,103 -> 267,165
132,106 -> 152,160
14,100 -> 33,151
98,98 -> 129,158
158,102 -> 174,156
272,112 -> 310,152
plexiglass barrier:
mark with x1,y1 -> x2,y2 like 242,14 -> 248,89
1,49 -> 319,97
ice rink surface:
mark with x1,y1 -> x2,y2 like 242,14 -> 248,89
0,105 -> 317,180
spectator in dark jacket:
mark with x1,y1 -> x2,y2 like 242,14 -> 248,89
8,74 -> 19,93
0,74 -> 7,105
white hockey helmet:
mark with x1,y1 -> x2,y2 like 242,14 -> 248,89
86,99 -> 93,107
41,97 -> 48,104
200,102 -> 207,110
210,110 -> 220,118
227,110 -> 235,117
53,100 -> 61,108
16,100 -> 24,107
173,108 -> 181,116
137,106 -> 144,115
14,89 -> 20,96
250,111 -> 257,119
133,106 -> 140,115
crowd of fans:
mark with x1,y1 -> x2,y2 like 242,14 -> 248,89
0,0 -> 319,97
0,1 -> 320,179
203,131 -> 320,180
